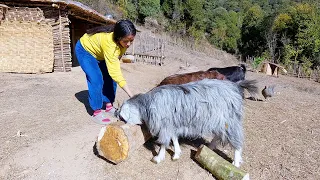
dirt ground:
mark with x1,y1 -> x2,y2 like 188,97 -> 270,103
0,41 -> 319,180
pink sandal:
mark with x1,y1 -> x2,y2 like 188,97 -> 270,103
91,107 -> 118,125
92,110 -> 111,125
105,104 -> 117,114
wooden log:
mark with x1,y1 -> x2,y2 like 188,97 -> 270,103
96,121 -> 151,164
121,55 -> 135,63
195,145 -> 250,180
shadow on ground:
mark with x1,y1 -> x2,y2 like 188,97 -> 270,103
75,90 -> 93,115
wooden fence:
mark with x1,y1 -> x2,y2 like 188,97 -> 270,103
130,32 -> 320,83
246,56 -> 320,83
126,31 -> 165,66
125,31 -> 233,66
285,62 -> 320,82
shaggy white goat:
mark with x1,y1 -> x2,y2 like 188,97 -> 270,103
117,79 -> 258,167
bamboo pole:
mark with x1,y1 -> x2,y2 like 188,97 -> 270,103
195,145 -> 250,180
70,15 -> 109,26
58,8 -> 65,72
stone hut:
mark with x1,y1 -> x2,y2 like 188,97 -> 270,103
0,0 -> 115,73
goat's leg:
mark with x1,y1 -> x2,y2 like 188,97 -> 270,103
207,136 -> 220,150
152,144 -> 166,164
172,136 -> 181,160
232,148 -> 243,167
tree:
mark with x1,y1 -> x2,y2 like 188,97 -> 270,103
273,3 -> 320,67
239,4 -> 265,58
206,7 -> 241,53
184,0 -> 206,41
138,0 -> 161,20
118,0 -> 139,21
162,0 -> 187,35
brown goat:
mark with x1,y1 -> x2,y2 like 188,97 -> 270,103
157,70 -> 226,86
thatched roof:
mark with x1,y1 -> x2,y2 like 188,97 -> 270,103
0,0 -> 116,25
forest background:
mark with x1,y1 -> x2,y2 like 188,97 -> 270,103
77,0 -> 320,74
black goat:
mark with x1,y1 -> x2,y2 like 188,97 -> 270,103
207,64 -> 246,82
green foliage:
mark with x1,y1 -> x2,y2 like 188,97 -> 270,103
206,7 -> 241,53
185,0 -> 205,22
273,3 -> 320,68
252,57 -> 264,69
208,17 -> 228,49
76,0 -> 320,70
239,4 -> 266,58
301,57 -> 313,77
187,26 -> 204,42
272,13 -> 292,31
261,50 -> 272,61
161,0 -> 186,35
138,0 -> 161,19
184,0 -> 206,41
224,11 -> 241,52
123,0 -> 139,21
243,5 -> 264,27
282,44 -> 297,66
162,0 -> 184,21
239,0 -> 254,12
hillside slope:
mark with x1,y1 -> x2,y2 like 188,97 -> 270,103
0,31 -> 319,180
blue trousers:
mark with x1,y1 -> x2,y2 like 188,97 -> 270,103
75,40 -> 117,111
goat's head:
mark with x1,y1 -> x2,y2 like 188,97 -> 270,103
118,101 -> 143,125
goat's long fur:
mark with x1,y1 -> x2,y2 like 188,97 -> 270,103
118,79 -> 258,166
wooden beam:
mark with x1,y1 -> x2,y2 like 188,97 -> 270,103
195,145 -> 250,180
69,14 -> 107,26
58,8 -> 66,72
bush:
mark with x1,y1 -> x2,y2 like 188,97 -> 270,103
252,57 -> 264,69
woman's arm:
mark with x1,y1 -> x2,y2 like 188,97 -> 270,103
121,84 -> 133,98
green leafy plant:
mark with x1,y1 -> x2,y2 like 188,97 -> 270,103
252,57 -> 264,69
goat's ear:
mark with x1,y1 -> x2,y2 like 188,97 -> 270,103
119,103 -> 142,124
128,106 -> 143,124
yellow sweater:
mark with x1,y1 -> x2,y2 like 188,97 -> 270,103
80,32 -> 127,87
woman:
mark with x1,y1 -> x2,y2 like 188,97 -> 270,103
75,19 -> 136,124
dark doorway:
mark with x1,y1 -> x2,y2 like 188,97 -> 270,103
69,16 -> 97,67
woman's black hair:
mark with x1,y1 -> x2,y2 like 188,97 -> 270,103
86,24 -> 114,35
113,19 -> 136,42
86,19 -> 136,43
